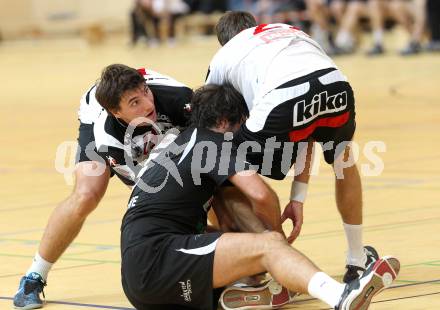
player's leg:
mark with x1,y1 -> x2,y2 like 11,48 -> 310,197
214,232 -> 400,310
333,144 -> 379,283
13,162 -> 110,309
13,124 -> 111,309
212,181 -> 283,234
366,0 -> 387,55
38,161 -> 111,263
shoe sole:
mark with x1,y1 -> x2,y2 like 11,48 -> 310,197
220,280 -> 295,310
13,304 -> 43,310
346,256 -> 400,310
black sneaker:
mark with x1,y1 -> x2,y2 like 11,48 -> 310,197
335,256 -> 400,310
426,41 -> 440,52
400,41 -> 421,56
366,44 -> 385,56
13,272 -> 46,309
343,246 -> 379,283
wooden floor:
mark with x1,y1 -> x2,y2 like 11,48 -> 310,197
0,34 -> 439,309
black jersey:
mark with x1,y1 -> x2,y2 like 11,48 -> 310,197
78,68 -> 193,186
121,127 -> 252,253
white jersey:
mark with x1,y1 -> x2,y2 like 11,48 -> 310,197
206,23 -> 338,111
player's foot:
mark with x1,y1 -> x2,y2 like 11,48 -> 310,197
220,279 -> 297,309
366,44 -> 385,56
13,272 -> 46,309
343,246 -> 379,283
335,256 -> 400,310
400,41 -> 421,56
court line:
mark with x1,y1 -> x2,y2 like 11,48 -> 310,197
0,253 -> 120,264
0,218 -> 120,237
295,279 -> 440,307
0,238 -> 120,248
0,193 -> 127,212
0,297 -> 134,310
2,281 -> 439,309
390,279 -> 440,288
314,291 -> 440,309
299,216 -> 440,241
0,262 -> 105,279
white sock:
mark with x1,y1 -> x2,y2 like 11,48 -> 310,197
343,223 -> 366,267
307,272 -> 346,308
335,30 -> 354,50
373,30 -> 383,46
26,253 -> 53,281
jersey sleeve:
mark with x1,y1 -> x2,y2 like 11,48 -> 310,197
149,84 -> 193,127
77,84 -> 104,124
206,138 -> 255,186
97,145 -> 140,186
205,62 -> 224,85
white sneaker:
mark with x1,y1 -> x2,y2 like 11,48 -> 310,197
336,256 -> 400,310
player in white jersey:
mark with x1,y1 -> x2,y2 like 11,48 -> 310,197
206,11 -> 378,285
13,64 -> 193,309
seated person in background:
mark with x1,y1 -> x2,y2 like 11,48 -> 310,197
366,0 -> 426,56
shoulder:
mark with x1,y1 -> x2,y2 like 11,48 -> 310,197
140,68 -> 189,88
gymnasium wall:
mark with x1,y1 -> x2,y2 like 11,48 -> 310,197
0,0 -> 132,38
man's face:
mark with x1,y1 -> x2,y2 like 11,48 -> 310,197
112,84 -> 156,125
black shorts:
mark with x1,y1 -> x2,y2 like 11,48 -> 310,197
235,68 -> 356,180
122,232 -> 223,310
75,122 -> 98,163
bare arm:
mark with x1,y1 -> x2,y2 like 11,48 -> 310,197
228,172 -> 284,236
282,139 -> 314,243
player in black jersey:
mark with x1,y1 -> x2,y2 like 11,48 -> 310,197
14,64 -> 193,309
121,84 -> 400,310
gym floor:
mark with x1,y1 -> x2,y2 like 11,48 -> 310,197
0,34 -> 439,309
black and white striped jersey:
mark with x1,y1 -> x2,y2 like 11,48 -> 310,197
77,68 -> 193,186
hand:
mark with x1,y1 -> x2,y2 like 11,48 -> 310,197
281,201 -> 304,243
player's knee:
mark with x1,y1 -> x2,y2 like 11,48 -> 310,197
253,187 -> 278,208
259,232 -> 286,258
264,231 -> 285,243
71,190 -> 101,218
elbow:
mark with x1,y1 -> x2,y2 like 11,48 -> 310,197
252,186 -> 278,207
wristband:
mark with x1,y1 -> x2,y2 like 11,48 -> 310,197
290,181 -> 308,203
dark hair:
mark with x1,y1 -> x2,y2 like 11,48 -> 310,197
191,84 -> 249,128
215,11 -> 257,46
95,64 -> 145,112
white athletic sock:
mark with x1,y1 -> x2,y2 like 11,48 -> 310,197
343,223 -> 366,267
373,30 -> 384,46
308,272 -> 346,308
335,30 -> 354,50
26,253 -> 53,281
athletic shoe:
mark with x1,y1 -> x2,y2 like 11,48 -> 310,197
400,42 -> 421,56
343,246 -> 379,283
366,44 -> 385,56
336,256 -> 400,310
220,279 -> 297,309
13,272 -> 46,309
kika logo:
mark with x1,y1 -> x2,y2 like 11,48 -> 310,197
293,90 -> 347,126
179,279 -> 192,302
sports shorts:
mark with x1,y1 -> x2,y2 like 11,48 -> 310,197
122,232 -> 223,310
234,68 -> 356,180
